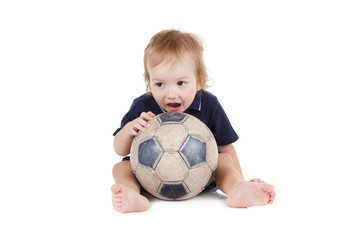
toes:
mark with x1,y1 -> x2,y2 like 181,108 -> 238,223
249,178 -> 262,183
262,184 -> 276,204
260,183 -> 274,193
112,194 -> 123,212
114,203 -> 123,212
111,184 -> 119,193
268,193 -> 274,204
269,189 -> 276,203
249,180 -> 276,205
111,184 -> 123,194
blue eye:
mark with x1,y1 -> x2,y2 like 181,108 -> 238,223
156,83 -> 164,87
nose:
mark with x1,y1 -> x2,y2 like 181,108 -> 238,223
166,86 -> 177,99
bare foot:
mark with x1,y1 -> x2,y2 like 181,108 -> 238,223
227,181 -> 275,208
111,184 -> 150,213
249,178 -> 276,204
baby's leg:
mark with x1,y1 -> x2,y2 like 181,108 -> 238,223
111,161 -> 149,213
215,153 -> 275,208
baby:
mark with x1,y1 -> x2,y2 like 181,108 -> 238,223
111,29 -> 276,213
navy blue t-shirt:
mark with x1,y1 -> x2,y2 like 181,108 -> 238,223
113,90 -> 238,146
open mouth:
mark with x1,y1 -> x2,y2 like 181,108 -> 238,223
167,102 -> 181,111
167,103 -> 181,108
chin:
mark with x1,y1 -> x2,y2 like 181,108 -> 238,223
167,110 -> 183,113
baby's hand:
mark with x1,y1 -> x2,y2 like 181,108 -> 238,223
127,111 -> 155,136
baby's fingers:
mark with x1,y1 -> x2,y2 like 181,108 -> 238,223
147,111 -> 156,118
136,117 -> 151,129
133,121 -> 147,133
140,112 -> 155,122
130,128 -> 140,136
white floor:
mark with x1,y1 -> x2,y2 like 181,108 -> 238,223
2,153 -> 358,239
1,1 -> 359,239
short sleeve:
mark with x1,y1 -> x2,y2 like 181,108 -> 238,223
210,100 -> 239,146
113,97 -> 143,136
113,94 -> 164,136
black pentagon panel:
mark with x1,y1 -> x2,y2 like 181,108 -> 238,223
180,135 -> 207,168
158,112 -> 188,124
205,169 -> 216,189
138,137 -> 163,169
158,182 -> 189,200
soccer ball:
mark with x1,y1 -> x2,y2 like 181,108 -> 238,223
130,112 -> 218,200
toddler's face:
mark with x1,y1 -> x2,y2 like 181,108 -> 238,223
148,54 -> 201,113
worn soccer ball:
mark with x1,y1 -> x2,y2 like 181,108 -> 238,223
130,112 -> 218,200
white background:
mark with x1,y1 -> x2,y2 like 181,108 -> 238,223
1,0 -> 359,239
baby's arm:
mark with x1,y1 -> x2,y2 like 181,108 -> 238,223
218,144 -> 244,180
114,111 -> 155,156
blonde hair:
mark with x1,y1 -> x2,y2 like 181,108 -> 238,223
144,29 -> 208,93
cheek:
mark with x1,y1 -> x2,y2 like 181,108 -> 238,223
184,91 -> 195,103
149,86 -> 159,96
152,91 -> 164,103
